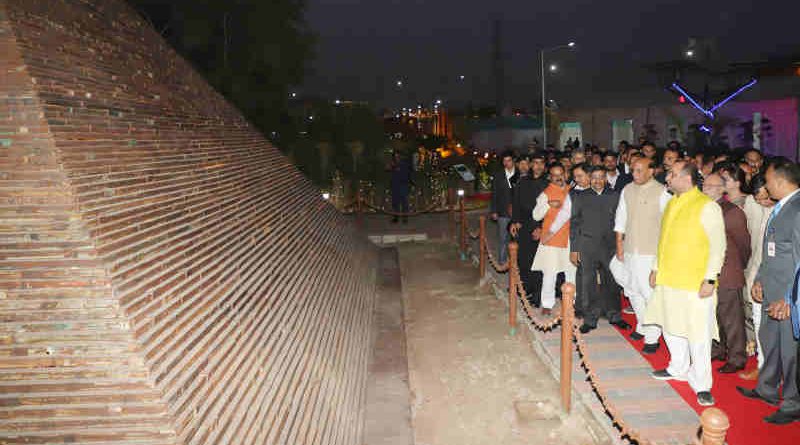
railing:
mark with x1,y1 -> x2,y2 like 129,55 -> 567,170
457,208 -> 731,445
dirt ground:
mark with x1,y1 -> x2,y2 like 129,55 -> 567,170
399,242 -> 604,445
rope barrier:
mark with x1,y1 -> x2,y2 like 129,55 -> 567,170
462,214 -> 729,445
359,197 -> 445,216
483,236 -> 510,272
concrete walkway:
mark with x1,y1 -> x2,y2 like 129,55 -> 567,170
399,242 -> 610,445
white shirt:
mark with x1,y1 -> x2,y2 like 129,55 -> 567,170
607,171 -> 619,189
504,168 -> 516,188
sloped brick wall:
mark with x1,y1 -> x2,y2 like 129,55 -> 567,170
0,1 -> 377,444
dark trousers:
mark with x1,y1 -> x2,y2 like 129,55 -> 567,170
577,248 -> 620,326
497,217 -> 511,264
391,193 -> 409,220
757,312 -> 800,412
515,224 -> 542,305
712,287 -> 747,368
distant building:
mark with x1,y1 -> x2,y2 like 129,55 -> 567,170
559,97 -> 799,160
469,115 -> 542,152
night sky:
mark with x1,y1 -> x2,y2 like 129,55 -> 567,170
303,0 -> 800,109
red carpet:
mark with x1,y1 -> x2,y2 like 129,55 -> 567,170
615,300 -> 800,445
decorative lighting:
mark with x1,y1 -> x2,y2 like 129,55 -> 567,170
436,99 -> 442,105
457,189 -> 465,197
322,192 -> 331,200
707,78 -> 758,114
699,124 -> 712,133
671,82 -> 713,118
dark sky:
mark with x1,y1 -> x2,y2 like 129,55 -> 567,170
303,0 -> 800,110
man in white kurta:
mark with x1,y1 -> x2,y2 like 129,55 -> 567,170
644,160 -> 726,407
532,164 -> 575,314
612,157 -> 672,354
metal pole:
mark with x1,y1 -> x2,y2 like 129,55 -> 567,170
541,49 -> 547,149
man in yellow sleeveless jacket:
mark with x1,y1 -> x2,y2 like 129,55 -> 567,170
645,160 -> 726,407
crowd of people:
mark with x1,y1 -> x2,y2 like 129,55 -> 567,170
489,141 -> 800,423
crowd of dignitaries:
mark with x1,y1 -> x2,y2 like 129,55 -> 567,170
490,142 -> 800,422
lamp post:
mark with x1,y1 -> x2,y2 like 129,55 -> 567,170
540,41 -> 575,149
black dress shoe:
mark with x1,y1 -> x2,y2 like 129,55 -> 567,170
610,319 -> 631,330
579,323 -> 596,334
642,343 -> 660,354
736,386 -> 779,406
764,409 -> 800,425
717,363 -> 744,374
629,331 -> 644,341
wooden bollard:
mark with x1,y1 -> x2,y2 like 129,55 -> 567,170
699,408 -> 730,445
478,216 -> 486,280
508,242 -> 519,335
459,198 -> 466,257
560,282 -> 576,414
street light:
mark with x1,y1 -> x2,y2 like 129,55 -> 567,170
549,64 -> 558,72
540,41 -> 576,148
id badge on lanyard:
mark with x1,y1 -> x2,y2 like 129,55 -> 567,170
767,227 -> 776,257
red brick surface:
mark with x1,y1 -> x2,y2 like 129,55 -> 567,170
0,1 -> 377,444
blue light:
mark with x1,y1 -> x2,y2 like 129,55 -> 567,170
672,82 -> 713,118
707,78 -> 757,114
699,125 -> 712,133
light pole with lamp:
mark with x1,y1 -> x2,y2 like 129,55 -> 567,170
540,41 -> 575,149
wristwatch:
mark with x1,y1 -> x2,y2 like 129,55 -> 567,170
704,279 -> 716,285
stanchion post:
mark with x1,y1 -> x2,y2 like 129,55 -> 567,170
508,242 -> 518,335
479,215 -> 486,280
459,197 -> 466,259
699,408 -> 729,445
560,282 -> 575,414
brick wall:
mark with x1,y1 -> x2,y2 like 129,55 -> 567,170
0,1 -> 377,444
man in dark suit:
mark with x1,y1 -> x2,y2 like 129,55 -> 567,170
604,152 -> 631,192
511,154 -> 548,305
702,173 -> 751,374
570,166 -> 631,333
490,150 -> 518,264
738,158 -> 800,424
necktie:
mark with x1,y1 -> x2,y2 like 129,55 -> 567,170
766,201 -> 783,230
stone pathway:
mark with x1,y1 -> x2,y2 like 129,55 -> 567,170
399,242 -> 609,445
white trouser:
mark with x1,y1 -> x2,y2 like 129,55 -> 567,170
541,266 -> 576,309
663,300 -> 715,393
752,301 -> 764,369
610,254 -> 662,344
